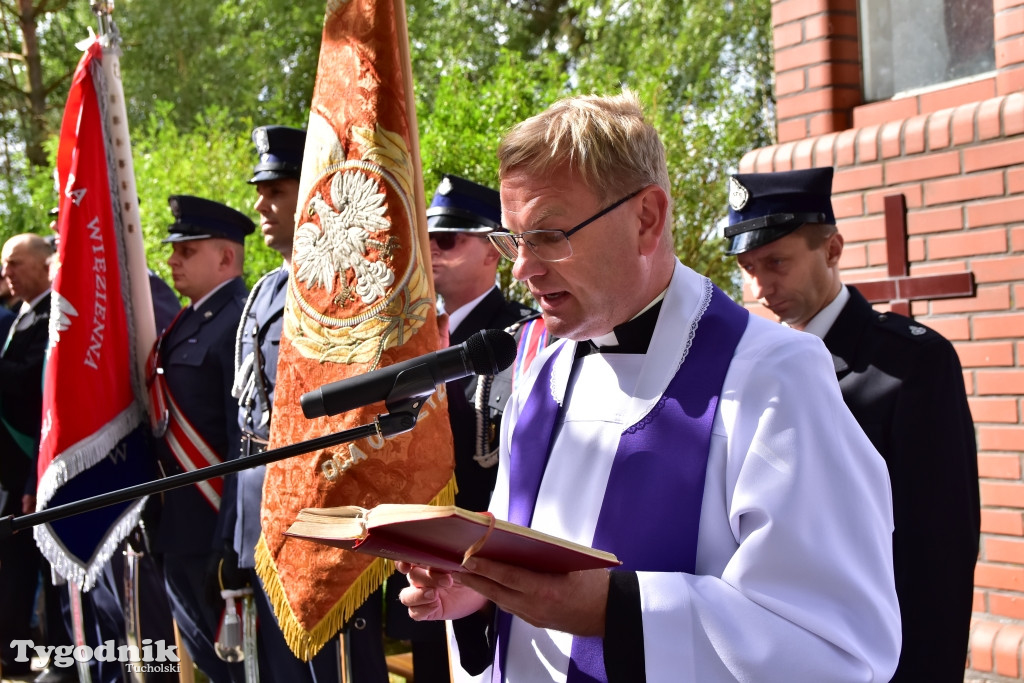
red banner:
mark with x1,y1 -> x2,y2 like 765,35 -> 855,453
254,0 -> 454,659
34,39 -> 154,589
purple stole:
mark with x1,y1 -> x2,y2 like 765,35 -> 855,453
494,285 -> 748,682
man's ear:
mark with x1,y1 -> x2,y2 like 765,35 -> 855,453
825,231 -> 845,267
637,185 -> 669,256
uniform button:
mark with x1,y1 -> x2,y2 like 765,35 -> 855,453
352,617 -> 367,630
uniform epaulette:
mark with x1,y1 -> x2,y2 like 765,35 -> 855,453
871,311 -> 940,343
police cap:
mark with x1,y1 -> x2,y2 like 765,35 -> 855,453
426,174 -> 501,234
724,167 -> 836,255
249,125 -> 306,184
163,195 -> 255,244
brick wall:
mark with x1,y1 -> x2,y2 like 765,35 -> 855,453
750,0 -> 1024,679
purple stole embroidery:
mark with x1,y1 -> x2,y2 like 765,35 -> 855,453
494,285 -> 747,683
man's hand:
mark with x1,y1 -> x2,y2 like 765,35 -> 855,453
396,561 -> 489,621
397,557 -> 611,637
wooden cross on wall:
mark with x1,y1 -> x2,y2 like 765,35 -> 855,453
851,194 -> 975,317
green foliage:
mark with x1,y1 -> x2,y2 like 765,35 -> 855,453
0,0 -> 775,304
130,102 -> 281,288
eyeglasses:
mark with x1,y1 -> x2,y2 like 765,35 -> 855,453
487,188 -> 642,262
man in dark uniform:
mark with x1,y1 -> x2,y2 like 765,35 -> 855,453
385,175 -> 540,681
222,124 -> 389,682
0,234 -> 53,676
149,195 -> 252,683
726,167 -> 980,683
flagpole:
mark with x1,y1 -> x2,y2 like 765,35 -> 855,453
90,0 -> 158,400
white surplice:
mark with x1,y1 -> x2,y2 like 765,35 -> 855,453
451,260 -> 901,683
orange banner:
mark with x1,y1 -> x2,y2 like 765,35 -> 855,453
254,0 -> 453,659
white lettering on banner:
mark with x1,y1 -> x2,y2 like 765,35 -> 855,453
318,382 -> 449,482
8,639 -> 180,669
83,215 -> 108,371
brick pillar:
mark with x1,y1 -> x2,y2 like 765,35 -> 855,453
772,0 -> 863,143
996,0 -> 1024,93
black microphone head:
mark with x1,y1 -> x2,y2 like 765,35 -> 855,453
465,329 -> 518,376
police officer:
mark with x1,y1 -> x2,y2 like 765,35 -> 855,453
150,195 -> 252,683
385,175 -> 541,682
725,167 -> 980,683
225,124 -> 389,682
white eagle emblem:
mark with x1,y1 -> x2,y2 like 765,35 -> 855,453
48,292 -> 78,344
293,169 -> 395,303
909,324 -> 926,336
729,177 -> 750,211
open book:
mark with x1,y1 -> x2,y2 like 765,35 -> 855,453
285,503 -> 621,573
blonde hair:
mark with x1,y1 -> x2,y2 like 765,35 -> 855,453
498,89 -> 671,211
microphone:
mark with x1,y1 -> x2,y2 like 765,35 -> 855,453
300,328 -> 518,419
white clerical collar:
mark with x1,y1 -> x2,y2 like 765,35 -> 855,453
443,286 -> 493,337
797,284 -> 849,340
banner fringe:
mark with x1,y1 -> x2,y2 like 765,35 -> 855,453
255,476 -> 457,661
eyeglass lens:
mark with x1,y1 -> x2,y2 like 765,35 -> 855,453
430,233 -> 459,251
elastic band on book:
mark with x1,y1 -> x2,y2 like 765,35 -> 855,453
462,512 -> 497,566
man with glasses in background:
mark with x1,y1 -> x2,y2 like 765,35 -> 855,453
396,90 -> 903,682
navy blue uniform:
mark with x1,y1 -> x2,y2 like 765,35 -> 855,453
825,286 -> 979,683
228,267 -> 388,682
0,293 -> 50,675
153,277 -> 246,682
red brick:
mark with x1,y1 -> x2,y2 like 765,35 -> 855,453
774,40 -> 835,73
1012,225 -> 1024,250
997,35 -> 1024,68
927,108 -> 954,150
910,259 -> 970,276
789,138 -> 814,169
920,80 -> 998,116
995,6 -> 1024,40
838,243 -> 868,268
980,426 -> 1024,451
952,103 -> 980,145
771,0 -> 829,26
957,340 -> 1015,367
968,196 -> 1024,227
977,369 -> 1024,395
974,313 -> 1024,340
851,97 -> 919,129
780,87 -> 861,119
971,397 -> 1021,423
980,97 -> 1006,141
879,120 -> 903,158
1005,92 -> 1024,135
807,62 -> 861,89
928,228 -> 1007,259
855,125 -> 879,162
933,286 -> 1010,315
831,192 -> 864,219
991,593 -> 1024,621
775,69 -> 806,97
925,316 -> 971,340
885,151 -> 961,184
965,137 -> 1024,172
1009,167 -> 1024,194
988,537 -> 1024,564
903,115 -> 928,155
979,452 -> 1023,478
777,118 -> 808,146
866,184 -> 923,212
773,21 -> 804,49
837,214 -> 885,241
752,146 -> 778,172
833,164 -> 883,192
997,64 -> 1024,96
813,132 -> 838,167
924,171 -> 1006,206
996,0 -> 1024,12
995,623 -> 1024,677
971,255 -> 1024,282
982,508 -> 1024,535
739,149 -> 759,173
970,618 -> 1001,671
773,142 -> 795,171
807,111 -> 850,138
803,12 -> 860,40
906,204 -> 964,234
975,560 -> 1024,589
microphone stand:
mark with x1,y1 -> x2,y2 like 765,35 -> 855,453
0,386 -> 435,540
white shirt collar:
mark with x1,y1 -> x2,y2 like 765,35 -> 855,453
191,278 -> 234,312
798,284 -> 849,340
444,287 -> 494,336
